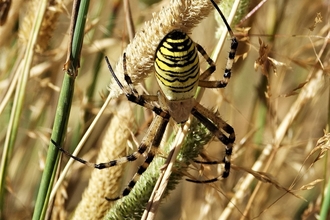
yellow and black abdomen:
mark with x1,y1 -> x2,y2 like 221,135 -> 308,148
154,30 -> 200,101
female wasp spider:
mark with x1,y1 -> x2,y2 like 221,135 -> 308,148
53,0 -> 238,200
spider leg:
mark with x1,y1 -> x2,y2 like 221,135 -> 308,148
195,43 -> 216,81
193,151 -> 223,165
198,34 -> 238,88
51,114 -> 165,170
186,177 -> 219,184
193,160 -> 223,165
198,0 -> 238,88
106,115 -> 169,201
105,56 -> 169,119
190,102 -> 235,182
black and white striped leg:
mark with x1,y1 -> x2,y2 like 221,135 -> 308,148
51,115 -> 166,171
199,0 -> 238,88
52,115 -> 169,201
105,56 -> 170,119
106,115 -> 169,201
188,103 -> 235,182
195,43 -> 216,80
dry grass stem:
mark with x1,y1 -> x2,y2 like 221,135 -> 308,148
221,68 -> 326,220
142,121 -> 190,220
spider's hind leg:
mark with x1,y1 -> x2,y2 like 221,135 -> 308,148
190,103 -> 235,181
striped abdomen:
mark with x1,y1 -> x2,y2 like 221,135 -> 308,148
154,30 -> 200,101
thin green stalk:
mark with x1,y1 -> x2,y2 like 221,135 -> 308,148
319,160 -> 330,220
32,75 -> 75,220
0,0 -> 48,217
319,77 -> 330,220
32,1 -> 90,219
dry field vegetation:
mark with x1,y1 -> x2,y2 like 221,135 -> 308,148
0,0 -> 329,219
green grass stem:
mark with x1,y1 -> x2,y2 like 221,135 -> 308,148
32,1 -> 90,219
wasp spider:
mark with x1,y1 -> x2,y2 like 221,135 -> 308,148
52,0 -> 238,200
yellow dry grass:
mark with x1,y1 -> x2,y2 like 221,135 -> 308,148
0,0 -> 329,219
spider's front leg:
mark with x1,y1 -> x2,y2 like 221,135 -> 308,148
105,56 -> 169,119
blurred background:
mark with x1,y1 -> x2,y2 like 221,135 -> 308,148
0,0 -> 329,219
